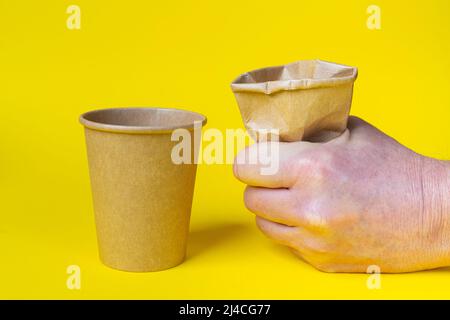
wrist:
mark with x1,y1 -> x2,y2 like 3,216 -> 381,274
439,160 -> 450,265
420,157 -> 450,266
440,160 -> 450,238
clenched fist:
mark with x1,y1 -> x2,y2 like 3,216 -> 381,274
234,116 -> 450,273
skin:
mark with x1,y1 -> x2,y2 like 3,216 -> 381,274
233,116 -> 450,273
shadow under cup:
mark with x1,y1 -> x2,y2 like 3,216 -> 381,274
80,108 -> 207,272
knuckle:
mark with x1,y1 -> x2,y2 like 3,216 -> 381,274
304,213 -> 327,231
299,199 -> 354,232
299,202 -> 333,231
294,148 -> 338,184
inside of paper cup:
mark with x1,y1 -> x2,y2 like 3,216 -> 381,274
80,108 -> 206,133
234,60 -> 355,84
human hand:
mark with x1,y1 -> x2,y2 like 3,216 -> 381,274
234,116 -> 450,273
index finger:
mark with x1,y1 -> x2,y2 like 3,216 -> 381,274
233,141 -> 315,188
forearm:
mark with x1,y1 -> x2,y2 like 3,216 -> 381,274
439,159 -> 450,266
440,160 -> 450,217
439,159 -> 450,248
422,157 -> 450,266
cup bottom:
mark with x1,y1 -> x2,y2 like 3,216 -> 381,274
98,254 -> 186,272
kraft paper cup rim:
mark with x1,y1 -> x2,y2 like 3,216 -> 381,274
79,107 -> 207,134
231,59 -> 358,94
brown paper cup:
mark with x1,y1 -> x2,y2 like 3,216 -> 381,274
231,60 -> 358,142
80,107 -> 206,272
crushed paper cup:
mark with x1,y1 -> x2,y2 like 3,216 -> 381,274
80,107 -> 206,272
231,60 -> 358,142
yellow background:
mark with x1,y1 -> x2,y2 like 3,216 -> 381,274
1,0 -> 450,299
